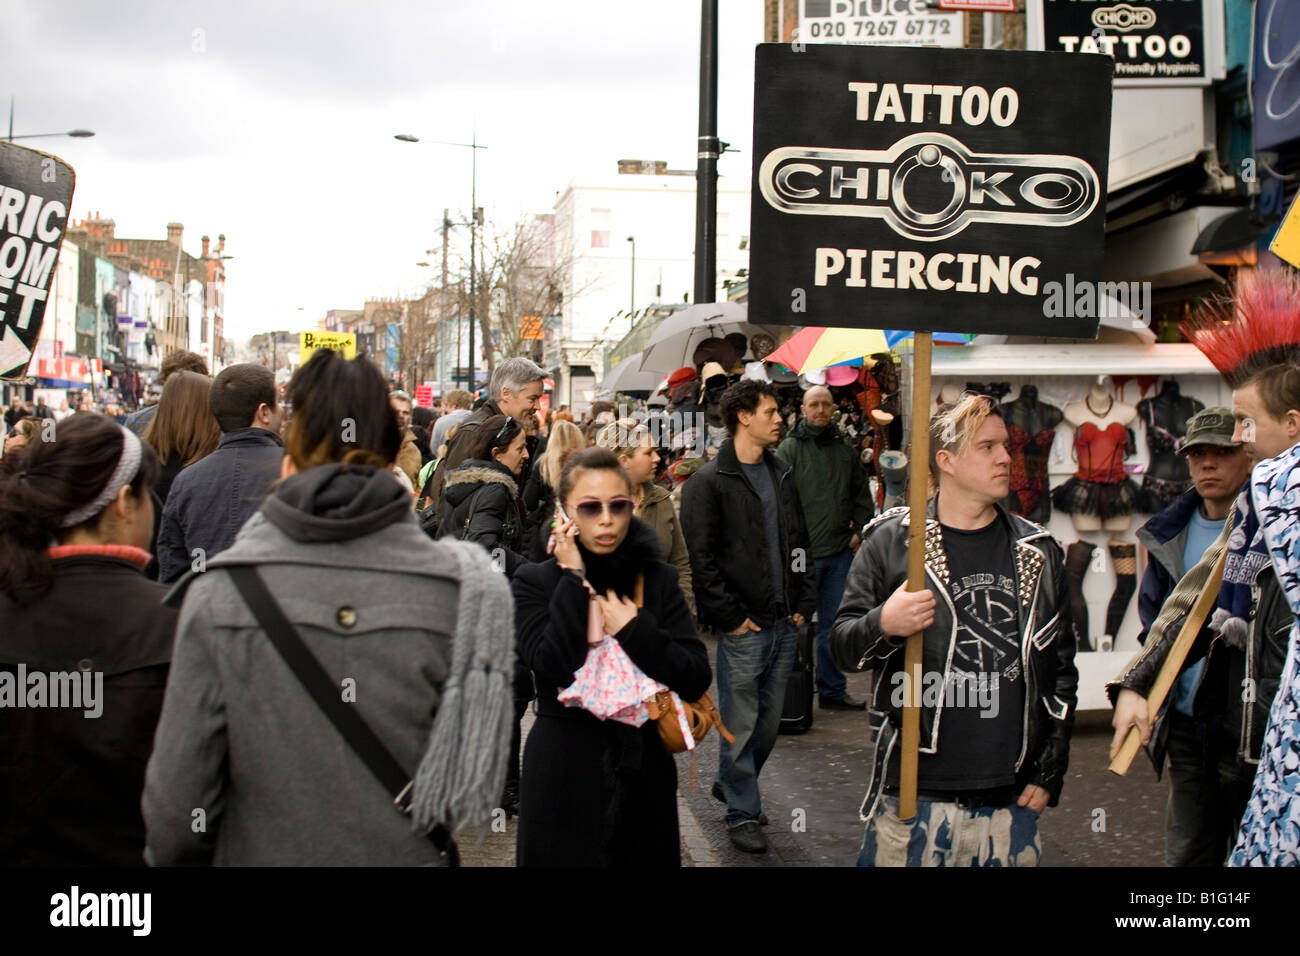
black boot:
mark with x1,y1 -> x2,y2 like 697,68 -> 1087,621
1065,541 -> 1096,651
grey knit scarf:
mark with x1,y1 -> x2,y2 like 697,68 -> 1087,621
409,538 -> 516,835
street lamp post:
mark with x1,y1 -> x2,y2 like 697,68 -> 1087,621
395,132 -> 487,394
626,236 -> 636,328
7,97 -> 95,142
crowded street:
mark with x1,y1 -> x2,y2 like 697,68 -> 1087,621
1,0 -> 1296,940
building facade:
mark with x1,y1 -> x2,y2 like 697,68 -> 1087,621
547,160 -> 751,413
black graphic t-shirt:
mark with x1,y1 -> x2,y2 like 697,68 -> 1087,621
887,513 -> 1026,791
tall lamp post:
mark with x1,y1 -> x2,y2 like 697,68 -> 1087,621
626,236 -> 636,329
395,132 -> 486,393
7,97 -> 95,142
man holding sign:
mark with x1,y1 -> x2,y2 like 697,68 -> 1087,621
831,395 -> 1076,866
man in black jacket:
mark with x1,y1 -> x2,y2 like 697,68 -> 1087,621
157,364 -> 283,583
832,394 -> 1076,867
681,380 -> 817,854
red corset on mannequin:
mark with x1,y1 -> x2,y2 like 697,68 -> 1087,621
1074,421 -> 1127,483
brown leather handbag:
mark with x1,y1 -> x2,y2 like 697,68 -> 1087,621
647,689 -> 734,754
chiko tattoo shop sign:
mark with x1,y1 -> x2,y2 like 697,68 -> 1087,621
748,43 -> 1113,337
0,142 -> 75,380
1029,0 -> 1210,86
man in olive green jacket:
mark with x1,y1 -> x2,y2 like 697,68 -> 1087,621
776,386 -> 875,709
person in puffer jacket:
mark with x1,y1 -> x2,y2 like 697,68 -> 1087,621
436,414 -> 530,577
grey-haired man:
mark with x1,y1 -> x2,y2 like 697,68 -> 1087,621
427,357 -> 547,518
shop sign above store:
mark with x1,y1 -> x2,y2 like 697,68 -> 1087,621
0,142 -> 76,381
1028,0 -> 1211,86
298,330 -> 356,365
748,43 -> 1113,338
794,0 -> 963,49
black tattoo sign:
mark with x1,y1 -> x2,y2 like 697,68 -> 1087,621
1033,0 -> 1209,85
748,43 -> 1113,338
0,142 -> 76,380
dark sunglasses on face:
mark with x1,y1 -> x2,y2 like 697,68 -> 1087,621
569,497 -> 635,519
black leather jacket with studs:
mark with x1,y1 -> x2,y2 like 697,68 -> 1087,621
831,497 -> 1078,817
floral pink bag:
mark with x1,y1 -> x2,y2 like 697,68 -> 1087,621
557,575 -> 699,748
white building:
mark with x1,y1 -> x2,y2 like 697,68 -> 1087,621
548,161 -> 751,412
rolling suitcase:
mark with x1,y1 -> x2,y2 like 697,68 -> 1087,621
779,624 -> 815,734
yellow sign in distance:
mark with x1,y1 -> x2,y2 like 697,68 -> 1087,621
299,331 -> 357,365
1270,191 -> 1300,269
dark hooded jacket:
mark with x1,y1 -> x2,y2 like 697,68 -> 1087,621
511,517 -> 711,866
436,458 -> 527,577
143,464 -> 483,866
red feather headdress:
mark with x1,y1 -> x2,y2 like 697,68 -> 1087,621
1181,268 -> 1300,387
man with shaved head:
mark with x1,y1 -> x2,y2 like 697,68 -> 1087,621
776,385 -> 876,709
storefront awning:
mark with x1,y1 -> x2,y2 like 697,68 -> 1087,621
931,343 -> 1216,377
1190,206 -> 1278,256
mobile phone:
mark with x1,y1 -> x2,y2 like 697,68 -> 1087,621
547,503 -> 572,555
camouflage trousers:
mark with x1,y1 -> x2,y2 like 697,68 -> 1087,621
857,794 -> 1042,867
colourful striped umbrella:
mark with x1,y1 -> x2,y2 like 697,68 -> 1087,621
882,329 -> 976,350
764,327 -> 974,373
763,326 -> 889,375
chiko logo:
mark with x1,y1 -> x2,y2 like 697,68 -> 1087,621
760,132 -> 1100,242
1092,4 -> 1156,32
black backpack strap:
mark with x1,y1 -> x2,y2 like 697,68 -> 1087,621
225,564 -> 458,865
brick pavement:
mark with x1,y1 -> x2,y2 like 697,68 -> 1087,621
460,638 -> 1169,867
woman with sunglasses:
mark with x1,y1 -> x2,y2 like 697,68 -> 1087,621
596,418 -> 692,608
512,447 -> 711,866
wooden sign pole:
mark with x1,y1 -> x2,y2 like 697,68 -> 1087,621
900,331 -> 932,819
1108,545 -> 1227,775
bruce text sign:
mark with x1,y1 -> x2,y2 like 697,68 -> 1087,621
748,44 -> 1114,338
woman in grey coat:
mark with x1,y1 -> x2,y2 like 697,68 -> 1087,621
143,350 -> 514,866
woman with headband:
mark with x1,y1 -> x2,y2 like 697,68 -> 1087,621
0,413 -> 174,864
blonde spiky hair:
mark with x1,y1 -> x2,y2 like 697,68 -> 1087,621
928,393 -> 1002,481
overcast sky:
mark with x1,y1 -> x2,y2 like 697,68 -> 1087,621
4,0 -> 764,344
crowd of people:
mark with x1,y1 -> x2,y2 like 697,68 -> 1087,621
5,272 -> 1300,868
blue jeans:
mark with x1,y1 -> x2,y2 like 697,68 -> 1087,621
714,618 -> 799,827
813,549 -> 853,699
